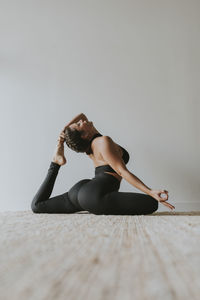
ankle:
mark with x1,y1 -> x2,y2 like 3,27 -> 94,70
51,161 -> 61,168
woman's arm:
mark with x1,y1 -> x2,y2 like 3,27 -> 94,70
63,113 -> 88,130
99,136 -> 175,209
99,136 -> 152,194
120,169 -> 152,195
120,169 -> 174,209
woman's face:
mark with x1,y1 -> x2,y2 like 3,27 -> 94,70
69,119 -> 93,138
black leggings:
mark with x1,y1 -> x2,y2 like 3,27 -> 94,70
31,161 -> 158,215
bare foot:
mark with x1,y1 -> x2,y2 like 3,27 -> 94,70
52,132 -> 67,166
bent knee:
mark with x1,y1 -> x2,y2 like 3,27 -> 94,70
31,200 -> 41,213
31,205 -> 39,213
143,196 -> 158,214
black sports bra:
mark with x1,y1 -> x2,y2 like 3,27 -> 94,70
86,133 -> 130,174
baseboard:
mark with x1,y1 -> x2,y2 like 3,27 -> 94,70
158,202 -> 200,212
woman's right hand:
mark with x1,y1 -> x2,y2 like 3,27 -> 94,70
149,189 -> 175,210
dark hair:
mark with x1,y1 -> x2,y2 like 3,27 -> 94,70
64,127 -> 91,154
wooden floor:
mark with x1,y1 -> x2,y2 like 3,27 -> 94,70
0,211 -> 200,300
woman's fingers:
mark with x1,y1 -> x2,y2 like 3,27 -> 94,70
161,201 -> 175,210
159,190 -> 175,210
159,193 -> 168,201
58,136 -> 65,141
151,189 -> 174,210
60,132 -> 65,138
59,130 -> 66,138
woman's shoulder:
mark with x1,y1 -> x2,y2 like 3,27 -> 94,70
95,135 -> 119,150
98,135 -> 115,144
93,135 -> 114,149
94,135 -> 123,157
91,135 -> 113,150
97,135 -> 112,141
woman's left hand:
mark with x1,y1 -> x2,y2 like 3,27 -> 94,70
149,189 -> 175,210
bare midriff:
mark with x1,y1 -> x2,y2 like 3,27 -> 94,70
88,139 -> 123,182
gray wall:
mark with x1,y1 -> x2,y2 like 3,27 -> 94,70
0,0 -> 199,211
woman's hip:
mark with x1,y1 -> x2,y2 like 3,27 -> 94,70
77,174 -> 120,213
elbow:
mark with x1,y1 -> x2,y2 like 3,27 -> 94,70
81,113 -> 88,121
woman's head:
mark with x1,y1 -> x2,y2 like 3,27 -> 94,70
64,119 -> 98,154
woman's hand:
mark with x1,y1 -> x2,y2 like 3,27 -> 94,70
62,113 -> 89,131
149,189 -> 175,210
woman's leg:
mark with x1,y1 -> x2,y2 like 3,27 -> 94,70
31,161 -> 91,213
102,191 -> 158,215
77,174 -> 158,215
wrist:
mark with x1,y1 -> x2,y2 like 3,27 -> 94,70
146,188 -> 152,196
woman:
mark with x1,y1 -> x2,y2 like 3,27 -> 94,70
31,113 -> 175,215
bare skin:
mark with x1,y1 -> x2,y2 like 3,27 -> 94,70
51,117 -> 98,166
69,119 -> 123,182
53,117 -> 175,211
52,131 -> 67,166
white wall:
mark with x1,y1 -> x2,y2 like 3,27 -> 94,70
0,0 -> 199,212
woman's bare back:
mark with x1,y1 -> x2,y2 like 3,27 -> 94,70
87,136 -> 123,182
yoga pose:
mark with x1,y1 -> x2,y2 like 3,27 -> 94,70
31,113 -> 175,215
